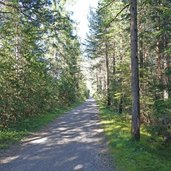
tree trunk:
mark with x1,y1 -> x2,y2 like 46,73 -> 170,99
163,31 -> 170,99
112,42 -> 116,75
118,94 -> 123,114
130,0 -> 140,141
139,38 -> 144,78
105,41 -> 111,106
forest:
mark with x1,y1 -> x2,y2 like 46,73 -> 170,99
85,0 -> 171,170
86,0 -> 171,143
0,0 -> 171,170
0,0 -> 87,129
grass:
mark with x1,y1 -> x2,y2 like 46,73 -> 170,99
0,101 -> 83,149
99,107 -> 171,171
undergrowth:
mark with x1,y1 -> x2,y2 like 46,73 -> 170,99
0,102 -> 82,149
100,107 -> 171,171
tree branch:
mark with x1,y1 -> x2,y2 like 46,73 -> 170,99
98,0 -> 115,12
0,1 -> 18,9
105,4 -> 130,28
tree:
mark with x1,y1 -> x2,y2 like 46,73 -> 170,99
130,0 -> 140,141
0,0 -> 87,128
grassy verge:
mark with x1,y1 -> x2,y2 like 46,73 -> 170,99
0,101 -> 83,149
100,107 -> 171,171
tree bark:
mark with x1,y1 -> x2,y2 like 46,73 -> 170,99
112,42 -> 116,75
105,41 -> 111,106
130,0 -> 140,141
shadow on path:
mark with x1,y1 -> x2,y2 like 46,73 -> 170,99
0,98 -> 115,171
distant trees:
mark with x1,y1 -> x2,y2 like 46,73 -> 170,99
0,1 -> 86,128
86,0 -> 171,142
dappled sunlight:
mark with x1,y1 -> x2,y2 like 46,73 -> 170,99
0,156 -> 19,164
120,127 -> 129,132
73,164 -> 84,170
86,98 -> 96,102
141,132 -> 151,137
101,120 -> 114,125
29,137 -> 48,144
113,125 -> 121,129
0,100 -> 114,171
57,127 -> 69,131
66,156 -> 78,162
100,109 -> 171,170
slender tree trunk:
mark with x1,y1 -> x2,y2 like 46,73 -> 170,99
139,39 -> 144,78
118,95 -> 123,114
130,0 -> 140,141
163,33 -> 169,99
105,41 -> 111,106
112,42 -> 116,75
166,55 -> 171,98
96,72 -> 99,92
156,39 -> 163,98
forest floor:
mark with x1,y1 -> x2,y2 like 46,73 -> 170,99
100,107 -> 171,171
0,99 -> 115,171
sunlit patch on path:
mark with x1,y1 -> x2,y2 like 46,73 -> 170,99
0,98 -> 115,171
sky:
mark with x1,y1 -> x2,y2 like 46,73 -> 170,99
66,0 -> 99,41
66,0 -> 99,94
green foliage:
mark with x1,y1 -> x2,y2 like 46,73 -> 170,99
0,1 -> 87,128
86,0 -> 131,112
0,101 -> 82,149
87,0 -> 171,143
100,107 -> 171,171
148,99 -> 171,143
154,99 -> 171,116
87,1 -> 171,169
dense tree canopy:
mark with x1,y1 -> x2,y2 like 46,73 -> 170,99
86,0 -> 171,142
1,0 -> 171,144
0,0 -> 87,128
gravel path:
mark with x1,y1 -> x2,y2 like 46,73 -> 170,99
0,98 -> 115,171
